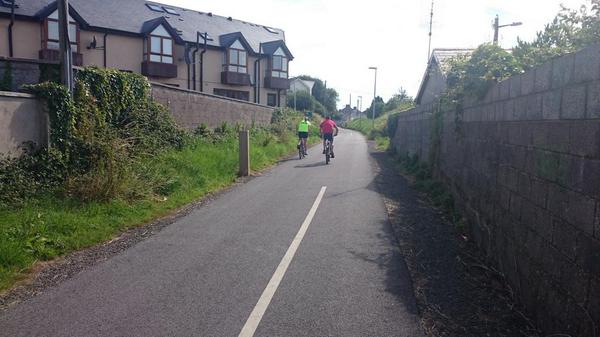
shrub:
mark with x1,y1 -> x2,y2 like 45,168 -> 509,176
17,67 -> 187,203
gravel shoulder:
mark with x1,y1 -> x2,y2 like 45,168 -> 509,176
369,144 -> 541,337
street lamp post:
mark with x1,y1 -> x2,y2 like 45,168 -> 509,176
493,15 -> 522,45
368,67 -> 377,129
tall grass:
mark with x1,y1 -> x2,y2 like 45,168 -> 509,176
0,125 -> 309,291
346,114 -> 392,151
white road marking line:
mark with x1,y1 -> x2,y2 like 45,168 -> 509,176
238,186 -> 328,337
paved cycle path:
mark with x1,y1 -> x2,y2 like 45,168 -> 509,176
0,129 -> 422,337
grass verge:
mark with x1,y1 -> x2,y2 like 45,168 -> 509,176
345,114 -> 391,151
0,120 -> 319,292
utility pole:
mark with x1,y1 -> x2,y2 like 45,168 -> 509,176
58,0 -> 73,94
427,0 -> 434,61
493,14 -> 522,45
493,15 -> 499,45
369,67 -> 377,129
358,95 -> 363,128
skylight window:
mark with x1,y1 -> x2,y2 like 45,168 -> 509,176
163,7 -> 179,15
263,26 -> 278,34
0,0 -> 18,8
146,3 -> 164,12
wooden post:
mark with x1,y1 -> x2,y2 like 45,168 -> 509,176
239,130 -> 250,177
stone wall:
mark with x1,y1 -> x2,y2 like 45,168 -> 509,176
0,58 -> 49,91
390,44 -> 600,336
0,91 -> 47,156
150,82 -> 274,131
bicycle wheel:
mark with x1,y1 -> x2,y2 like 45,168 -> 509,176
325,145 -> 330,164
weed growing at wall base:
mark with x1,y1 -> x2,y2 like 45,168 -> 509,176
0,66 -> 317,291
0,116 -> 310,291
394,153 -> 462,227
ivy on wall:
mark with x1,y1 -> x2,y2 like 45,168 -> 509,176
0,61 -> 13,91
18,67 -> 187,201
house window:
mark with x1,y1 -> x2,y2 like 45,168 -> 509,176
270,47 -> 288,79
43,10 -> 79,52
223,40 -> 247,74
267,93 -> 277,107
144,25 -> 173,64
214,88 -> 249,101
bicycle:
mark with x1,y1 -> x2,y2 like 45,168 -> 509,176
324,139 -> 333,164
298,141 -> 306,160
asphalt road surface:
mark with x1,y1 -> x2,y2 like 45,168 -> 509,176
0,129 -> 423,337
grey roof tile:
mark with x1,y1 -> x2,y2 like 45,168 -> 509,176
2,0 -> 287,53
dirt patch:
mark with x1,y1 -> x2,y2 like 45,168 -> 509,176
369,146 -> 541,337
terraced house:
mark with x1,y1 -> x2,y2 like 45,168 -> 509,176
0,0 -> 293,107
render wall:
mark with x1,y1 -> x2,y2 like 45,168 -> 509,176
0,91 -> 47,156
390,44 -> 600,336
150,82 -> 274,130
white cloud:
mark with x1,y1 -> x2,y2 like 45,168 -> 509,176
165,0 -> 590,108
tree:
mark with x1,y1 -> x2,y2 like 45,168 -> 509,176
286,89 -> 326,115
384,88 -> 413,112
513,0 -> 600,69
286,90 -> 314,111
364,96 -> 385,119
446,44 -> 522,100
296,75 -> 339,114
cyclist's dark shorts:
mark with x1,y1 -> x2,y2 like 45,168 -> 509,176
298,131 -> 308,139
323,133 -> 334,142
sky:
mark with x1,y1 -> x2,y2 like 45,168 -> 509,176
166,0 -> 589,109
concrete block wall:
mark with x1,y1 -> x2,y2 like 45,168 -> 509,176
390,44 -> 600,336
0,91 -> 47,156
391,102 -> 434,161
0,58 -> 44,91
150,83 -> 274,131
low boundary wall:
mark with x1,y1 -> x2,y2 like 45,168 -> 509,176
0,91 -> 47,156
150,83 -> 274,130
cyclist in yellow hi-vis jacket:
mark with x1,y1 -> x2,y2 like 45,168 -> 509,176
297,117 -> 311,156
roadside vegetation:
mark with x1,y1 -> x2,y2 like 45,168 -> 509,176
348,0 -> 600,236
0,67 -> 319,291
286,75 -> 339,118
346,89 -> 414,151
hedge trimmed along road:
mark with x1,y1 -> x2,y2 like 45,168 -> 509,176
0,130 -> 423,337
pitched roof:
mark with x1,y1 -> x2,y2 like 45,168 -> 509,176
261,40 -> 294,59
140,17 -> 185,44
290,78 -> 315,92
219,32 -> 253,53
1,0 -> 289,54
429,49 -> 473,75
415,48 -> 474,104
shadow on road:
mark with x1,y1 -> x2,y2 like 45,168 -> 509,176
346,220 -> 420,317
294,161 -> 328,168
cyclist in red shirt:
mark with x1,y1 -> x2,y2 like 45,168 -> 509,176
320,116 -> 339,157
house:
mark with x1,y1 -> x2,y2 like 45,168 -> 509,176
0,0 -> 294,107
415,49 -> 473,105
289,77 -> 315,94
338,104 -> 362,123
